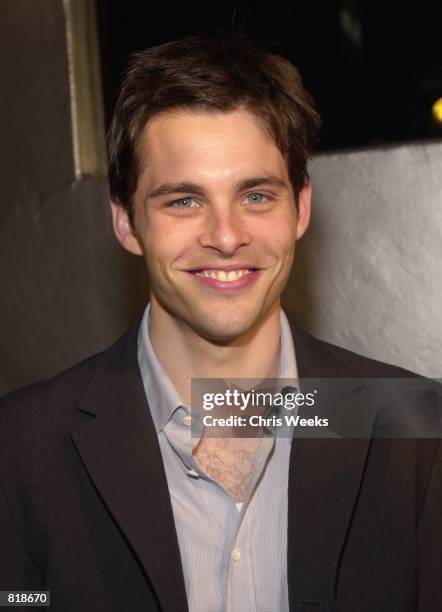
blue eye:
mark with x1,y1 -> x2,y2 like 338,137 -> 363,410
171,197 -> 198,208
246,192 -> 266,204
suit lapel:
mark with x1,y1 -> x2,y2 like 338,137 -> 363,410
287,321 -> 376,611
71,322 -> 188,612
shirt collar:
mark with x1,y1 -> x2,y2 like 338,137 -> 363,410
137,303 -> 298,434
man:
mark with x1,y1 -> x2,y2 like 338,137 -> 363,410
0,33 -> 441,612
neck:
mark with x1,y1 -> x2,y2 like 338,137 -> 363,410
148,299 -> 281,405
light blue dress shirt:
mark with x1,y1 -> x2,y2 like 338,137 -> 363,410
137,305 -> 298,612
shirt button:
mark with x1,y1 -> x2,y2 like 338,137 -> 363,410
186,468 -> 199,478
232,547 -> 241,562
182,415 -> 192,426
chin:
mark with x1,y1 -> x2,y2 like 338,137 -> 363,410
188,310 -> 261,344
198,327 -> 246,344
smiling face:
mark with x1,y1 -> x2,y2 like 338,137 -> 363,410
111,108 -> 311,343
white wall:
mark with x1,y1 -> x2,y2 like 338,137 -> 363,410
285,141 -> 442,378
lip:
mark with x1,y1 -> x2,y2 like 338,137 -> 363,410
186,264 -> 259,272
188,268 -> 261,291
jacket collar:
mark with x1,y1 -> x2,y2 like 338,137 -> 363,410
287,318 -> 376,611
72,317 -> 189,612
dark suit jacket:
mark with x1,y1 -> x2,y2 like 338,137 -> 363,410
0,318 -> 441,611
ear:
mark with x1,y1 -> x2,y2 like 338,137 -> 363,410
109,199 -> 143,256
295,181 -> 312,240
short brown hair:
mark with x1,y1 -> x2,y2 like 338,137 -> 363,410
107,32 -> 321,220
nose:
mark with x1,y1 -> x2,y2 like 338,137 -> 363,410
199,204 -> 251,256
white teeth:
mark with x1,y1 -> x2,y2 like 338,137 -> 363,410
195,269 -> 252,282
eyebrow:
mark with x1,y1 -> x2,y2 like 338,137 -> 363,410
145,174 -> 288,201
234,175 -> 288,193
146,182 -> 207,200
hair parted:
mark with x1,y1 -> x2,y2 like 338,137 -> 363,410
107,32 -> 321,219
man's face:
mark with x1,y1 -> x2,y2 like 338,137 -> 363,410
111,108 -> 311,342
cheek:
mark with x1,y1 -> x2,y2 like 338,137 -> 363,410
261,220 -> 297,255
142,223 -> 192,275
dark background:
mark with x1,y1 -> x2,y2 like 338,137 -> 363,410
97,0 -> 442,150
1,0 -> 441,395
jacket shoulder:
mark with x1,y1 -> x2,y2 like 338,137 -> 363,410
287,314 -> 423,379
0,322 -> 137,444
313,335 -> 419,378
1,350 -> 101,416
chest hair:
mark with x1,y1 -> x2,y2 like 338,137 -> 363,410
193,437 -> 261,502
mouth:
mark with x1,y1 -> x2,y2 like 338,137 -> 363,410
193,268 -> 254,282
187,267 -> 261,290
